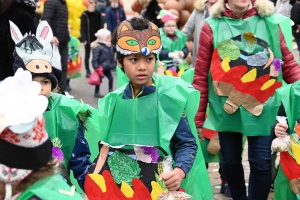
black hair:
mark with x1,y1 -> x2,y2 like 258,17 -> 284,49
0,0 -> 15,13
111,17 -> 155,68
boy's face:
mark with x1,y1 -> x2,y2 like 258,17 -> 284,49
33,76 -> 52,98
119,53 -> 156,89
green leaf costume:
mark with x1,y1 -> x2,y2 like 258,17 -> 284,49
204,14 -> 293,136
97,75 -> 213,199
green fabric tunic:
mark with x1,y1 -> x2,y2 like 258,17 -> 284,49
97,75 -> 213,199
204,14 -> 292,136
43,93 -> 100,193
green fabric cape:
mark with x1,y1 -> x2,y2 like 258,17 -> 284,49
43,93 -> 100,193
203,14 -> 292,136
17,175 -> 83,200
97,75 -> 213,199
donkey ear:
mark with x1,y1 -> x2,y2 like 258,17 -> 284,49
9,20 -> 24,44
36,21 -> 53,42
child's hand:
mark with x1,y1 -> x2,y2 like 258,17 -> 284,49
179,51 -> 184,58
159,168 -> 185,191
275,123 -> 288,137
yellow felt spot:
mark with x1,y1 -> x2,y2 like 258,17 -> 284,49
151,181 -> 164,200
291,143 -> 300,164
121,25 -> 129,31
221,57 -> 230,72
89,174 -> 106,192
178,69 -> 185,77
120,181 -> 134,198
241,68 -> 257,83
165,70 -> 173,76
244,32 -> 256,45
260,79 -> 276,90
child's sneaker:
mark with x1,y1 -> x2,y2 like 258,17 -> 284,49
220,183 -> 232,197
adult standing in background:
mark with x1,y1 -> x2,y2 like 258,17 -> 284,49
182,0 -> 217,67
80,0 -> 104,78
0,0 -> 37,81
105,0 -> 126,33
42,0 -> 73,97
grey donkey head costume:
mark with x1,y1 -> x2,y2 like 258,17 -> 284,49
10,20 -> 60,89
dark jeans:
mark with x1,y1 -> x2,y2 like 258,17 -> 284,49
219,132 -> 273,200
58,44 -> 68,92
95,70 -> 113,93
84,43 -> 91,74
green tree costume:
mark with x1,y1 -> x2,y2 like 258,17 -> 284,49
94,75 -> 213,199
203,14 -> 293,136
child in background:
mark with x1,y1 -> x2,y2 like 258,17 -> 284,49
10,20 -> 93,191
91,29 -> 115,97
67,25 -> 82,92
84,17 -> 212,200
0,68 -> 82,200
158,10 -> 189,77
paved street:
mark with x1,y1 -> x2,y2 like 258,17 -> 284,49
71,44 -> 299,199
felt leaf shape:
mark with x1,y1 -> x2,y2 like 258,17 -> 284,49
243,32 -> 256,45
107,151 -> 141,186
151,181 -> 164,200
121,181 -> 134,198
291,143 -> 300,164
217,39 -> 240,60
261,79 -> 276,91
221,57 -> 230,72
241,68 -> 257,83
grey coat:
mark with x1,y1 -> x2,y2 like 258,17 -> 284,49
181,0 -> 208,67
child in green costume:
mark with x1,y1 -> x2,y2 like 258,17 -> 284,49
84,17 -> 212,200
9,20 -> 94,192
0,68 -> 82,200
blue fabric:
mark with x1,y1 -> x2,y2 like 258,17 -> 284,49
105,6 -> 126,33
218,131 -> 273,200
123,83 -> 198,175
68,121 -> 92,191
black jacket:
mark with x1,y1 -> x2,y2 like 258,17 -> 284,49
91,42 -> 116,71
0,3 -> 37,81
80,11 -> 103,44
291,2 -> 300,38
42,0 -> 69,45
